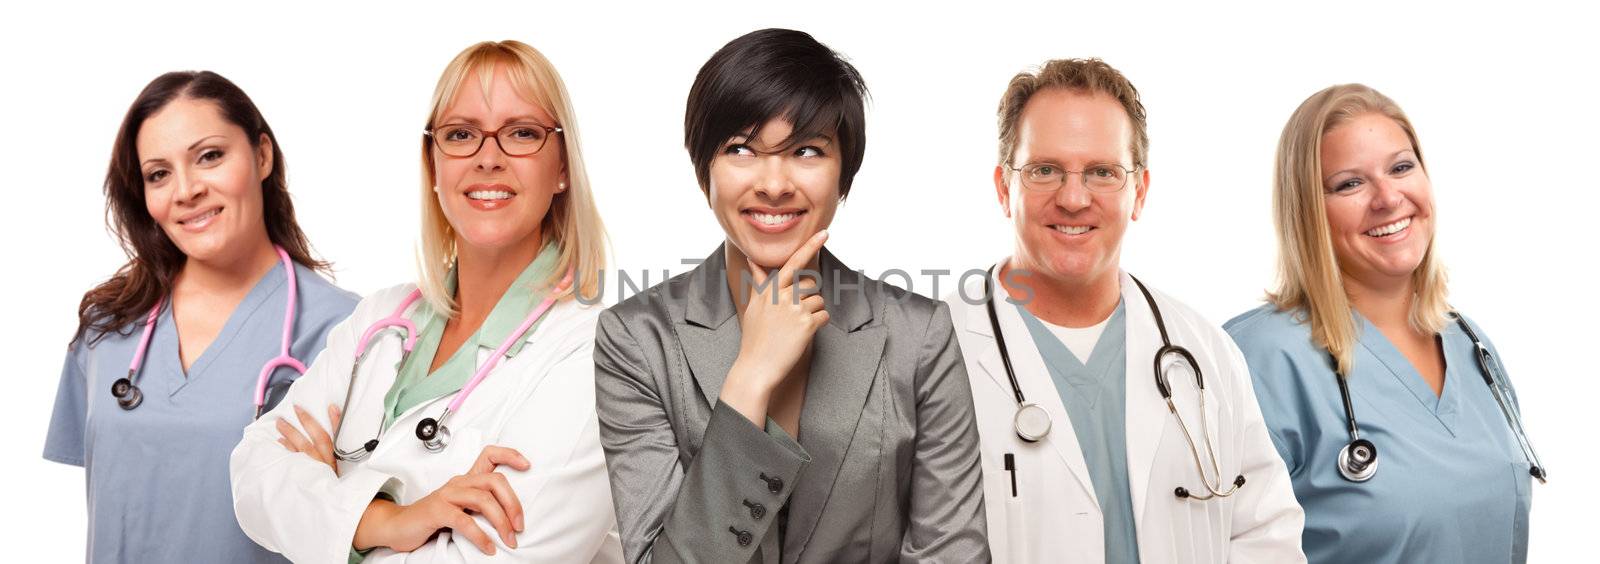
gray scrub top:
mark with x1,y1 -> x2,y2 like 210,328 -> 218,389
44,261 -> 358,563
1225,305 -> 1533,564
1017,301 -> 1141,564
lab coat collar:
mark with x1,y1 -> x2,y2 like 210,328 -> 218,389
965,259 -> 1100,510
960,263 -> 1190,525
1120,270 -> 1171,530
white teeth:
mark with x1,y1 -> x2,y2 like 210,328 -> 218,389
1365,217 -> 1411,237
466,190 -> 513,201
752,212 -> 798,225
1053,225 -> 1092,235
181,208 -> 221,224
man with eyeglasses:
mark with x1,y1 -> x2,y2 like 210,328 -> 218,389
941,59 -> 1306,563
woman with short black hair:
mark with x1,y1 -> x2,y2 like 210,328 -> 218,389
594,28 -> 989,563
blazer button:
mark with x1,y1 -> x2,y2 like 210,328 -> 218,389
728,526 -> 753,547
759,473 -> 783,494
743,499 -> 766,520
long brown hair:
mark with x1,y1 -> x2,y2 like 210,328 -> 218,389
74,71 -> 328,345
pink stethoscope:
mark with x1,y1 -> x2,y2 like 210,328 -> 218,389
111,245 -> 306,419
331,269 -> 572,460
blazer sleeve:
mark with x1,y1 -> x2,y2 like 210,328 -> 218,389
899,302 -> 992,562
230,296 -> 401,564
594,308 -> 810,564
1219,337 -> 1308,564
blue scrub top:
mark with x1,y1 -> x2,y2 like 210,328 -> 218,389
44,261 -> 359,563
1225,305 -> 1532,564
1017,301 -> 1141,564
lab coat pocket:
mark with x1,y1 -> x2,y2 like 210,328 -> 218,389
999,455 -> 1033,564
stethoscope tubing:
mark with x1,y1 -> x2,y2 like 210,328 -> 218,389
1331,311 -> 1545,483
332,270 -> 572,460
984,266 -> 1242,500
116,245 -> 302,417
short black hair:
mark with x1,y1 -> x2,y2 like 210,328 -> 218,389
684,28 -> 869,199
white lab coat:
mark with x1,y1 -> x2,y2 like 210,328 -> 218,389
230,284 -> 623,563
943,264 -> 1305,564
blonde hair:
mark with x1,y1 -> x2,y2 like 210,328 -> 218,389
1268,83 -> 1449,375
417,40 -> 608,316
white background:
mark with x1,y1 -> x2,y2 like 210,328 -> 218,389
3,0 -> 1595,560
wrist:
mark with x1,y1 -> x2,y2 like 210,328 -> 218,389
353,498 -> 398,551
721,360 -> 773,425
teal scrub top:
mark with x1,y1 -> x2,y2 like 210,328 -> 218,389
380,243 -> 558,427
43,261 -> 359,563
1016,301 -> 1141,564
1225,305 -> 1532,564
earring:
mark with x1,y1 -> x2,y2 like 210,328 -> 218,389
558,181 -> 567,192
432,185 -> 441,193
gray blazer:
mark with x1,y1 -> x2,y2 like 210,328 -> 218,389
594,246 -> 990,564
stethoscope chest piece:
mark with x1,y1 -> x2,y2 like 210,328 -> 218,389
416,416 -> 451,452
1337,438 -> 1378,482
1014,402 -> 1052,442
111,376 -> 142,410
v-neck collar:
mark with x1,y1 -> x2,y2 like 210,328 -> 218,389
1015,300 -> 1127,412
1353,311 -> 1462,434
158,260 -> 289,397
381,244 -> 560,425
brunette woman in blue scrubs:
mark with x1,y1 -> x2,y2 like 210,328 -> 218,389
43,71 -> 357,562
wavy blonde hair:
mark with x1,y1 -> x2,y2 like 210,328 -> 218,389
1268,83 -> 1449,375
417,40 -> 608,316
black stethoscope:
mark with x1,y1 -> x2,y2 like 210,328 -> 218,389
985,269 -> 1245,500
1332,312 -> 1547,484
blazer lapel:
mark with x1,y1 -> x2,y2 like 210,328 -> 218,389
785,249 -> 886,558
675,246 -> 743,411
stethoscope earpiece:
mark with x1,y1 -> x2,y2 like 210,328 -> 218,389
1338,438 -> 1379,482
112,377 -> 142,410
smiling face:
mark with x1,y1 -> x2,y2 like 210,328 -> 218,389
430,64 -> 565,256
997,88 -> 1148,288
138,96 -> 274,264
709,117 -> 841,269
1319,112 -> 1434,288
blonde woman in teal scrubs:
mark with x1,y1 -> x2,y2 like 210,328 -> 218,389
1226,84 -> 1538,563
